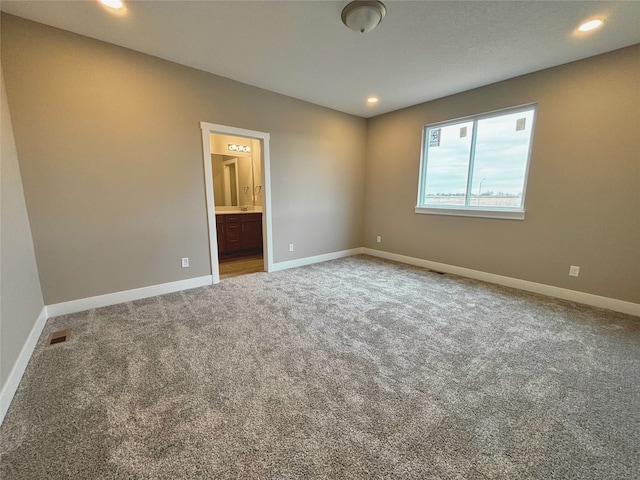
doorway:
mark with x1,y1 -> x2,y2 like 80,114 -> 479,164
200,122 -> 273,283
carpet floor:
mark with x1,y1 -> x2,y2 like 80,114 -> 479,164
1,255 -> 638,479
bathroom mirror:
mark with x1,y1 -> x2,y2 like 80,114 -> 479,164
223,158 -> 239,206
210,134 -> 262,208
211,155 -> 253,207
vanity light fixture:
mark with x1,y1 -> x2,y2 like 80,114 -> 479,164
578,18 -> 604,32
228,144 -> 251,153
341,1 -> 386,34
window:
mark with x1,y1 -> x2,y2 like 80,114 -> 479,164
416,104 -> 536,220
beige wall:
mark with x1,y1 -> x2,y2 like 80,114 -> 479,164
1,69 -> 44,389
2,13 -> 636,309
251,139 -> 263,207
1,14 -> 366,304
364,45 -> 640,303
210,154 -> 226,207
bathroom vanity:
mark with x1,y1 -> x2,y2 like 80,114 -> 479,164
216,212 -> 263,258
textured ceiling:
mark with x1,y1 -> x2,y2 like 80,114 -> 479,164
1,1 -> 639,118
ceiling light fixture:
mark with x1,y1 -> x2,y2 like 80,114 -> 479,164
578,18 -> 604,32
99,0 -> 124,9
367,97 -> 379,104
341,1 -> 386,34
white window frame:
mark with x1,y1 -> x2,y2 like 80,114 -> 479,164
415,104 -> 537,220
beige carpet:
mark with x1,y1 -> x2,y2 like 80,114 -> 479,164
1,255 -> 638,478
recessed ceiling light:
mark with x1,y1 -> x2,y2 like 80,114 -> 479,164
578,18 -> 604,32
367,97 -> 379,104
99,0 -> 124,10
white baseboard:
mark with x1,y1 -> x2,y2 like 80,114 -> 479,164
46,275 -> 213,318
270,248 -> 364,272
0,306 -> 48,425
363,248 -> 640,317
2,249 -> 635,428
1,275 -> 213,425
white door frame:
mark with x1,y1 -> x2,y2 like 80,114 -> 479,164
200,122 -> 273,283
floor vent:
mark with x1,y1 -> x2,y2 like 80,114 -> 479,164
48,329 -> 71,346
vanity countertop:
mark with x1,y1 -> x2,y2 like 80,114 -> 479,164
215,208 -> 262,215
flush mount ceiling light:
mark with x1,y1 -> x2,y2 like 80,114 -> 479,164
367,96 -> 379,104
578,18 -> 604,32
341,1 -> 386,34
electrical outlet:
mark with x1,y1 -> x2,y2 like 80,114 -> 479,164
376,235 -> 382,243
569,265 -> 580,277
181,257 -> 189,268
288,243 -> 294,252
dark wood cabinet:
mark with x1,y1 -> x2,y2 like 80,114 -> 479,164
241,215 -> 263,250
215,216 -> 227,255
216,213 -> 263,258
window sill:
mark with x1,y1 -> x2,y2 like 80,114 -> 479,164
415,206 -> 525,220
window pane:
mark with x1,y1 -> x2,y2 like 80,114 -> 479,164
423,121 -> 473,206
469,109 -> 534,208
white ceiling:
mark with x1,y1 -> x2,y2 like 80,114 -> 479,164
2,1 -> 639,118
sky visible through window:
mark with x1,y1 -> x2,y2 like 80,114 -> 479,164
422,109 -> 535,207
